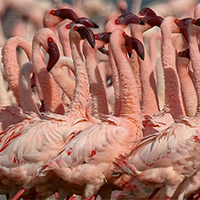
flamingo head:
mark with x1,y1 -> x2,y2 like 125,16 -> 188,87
65,17 -> 99,29
46,37 -> 60,71
94,32 -> 111,54
74,25 -> 95,48
174,18 -> 193,43
115,13 -> 145,26
49,8 -> 78,22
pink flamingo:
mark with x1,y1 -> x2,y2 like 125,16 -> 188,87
2,36 -> 32,107
0,25 -> 97,199
177,49 -> 197,117
32,28 -> 65,115
38,29 -> 144,199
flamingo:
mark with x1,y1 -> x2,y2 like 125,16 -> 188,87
176,49 -> 197,117
38,28 -> 144,199
0,24 -> 97,199
112,18 -> 200,199
2,36 -> 32,107
82,38 -> 109,118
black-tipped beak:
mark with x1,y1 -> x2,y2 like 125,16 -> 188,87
120,13 -> 144,26
76,26 -> 95,48
143,15 -> 163,27
77,17 -> 99,28
47,38 -> 60,71
132,37 -> 145,60
51,9 -> 79,22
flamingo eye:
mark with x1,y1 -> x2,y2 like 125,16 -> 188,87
174,19 -> 179,24
74,26 -> 78,31
122,32 -> 126,37
115,19 -> 120,24
94,34 -> 98,39
66,24 -> 70,29
178,52 -> 182,57
48,38 -> 53,42
192,19 -> 196,24
50,10 -> 55,15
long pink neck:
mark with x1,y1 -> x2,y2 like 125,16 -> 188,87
131,28 -> 159,116
18,62 -> 40,115
66,32 -> 90,118
189,26 -> 200,117
2,36 -> 32,106
84,41 -> 109,117
149,32 -> 162,76
108,44 -> 121,116
32,31 -> 65,115
110,30 -> 141,126
161,18 -> 185,119
176,57 -> 197,117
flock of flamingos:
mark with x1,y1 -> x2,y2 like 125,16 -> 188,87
1,0 -> 200,199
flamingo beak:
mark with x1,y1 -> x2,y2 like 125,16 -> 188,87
47,38 -> 60,71
51,9 -> 78,22
143,15 -> 163,27
132,38 -> 145,60
77,17 -> 99,28
76,26 -> 95,48
117,13 -> 144,26
138,7 -> 157,16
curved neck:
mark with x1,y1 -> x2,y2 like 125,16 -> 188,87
84,41 -> 109,117
66,33 -> 90,118
161,20 -> 185,119
18,62 -> 40,115
2,37 -> 32,106
108,45 -> 121,116
131,28 -> 158,116
110,31 -> 141,125
176,58 -> 197,117
189,28 -> 200,117
32,40 -> 65,115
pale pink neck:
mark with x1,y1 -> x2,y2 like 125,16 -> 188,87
58,24 -> 71,57
50,57 -> 75,101
176,57 -> 197,117
189,28 -> 200,117
110,31 -> 141,125
108,44 -> 121,116
161,19 -> 185,119
2,37 -> 32,106
66,33 -> 90,118
149,32 -> 162,74
84,41 -> 109,117
18,62 -> 40,115
131,28 -> 158,116
32,32 -> 65,115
